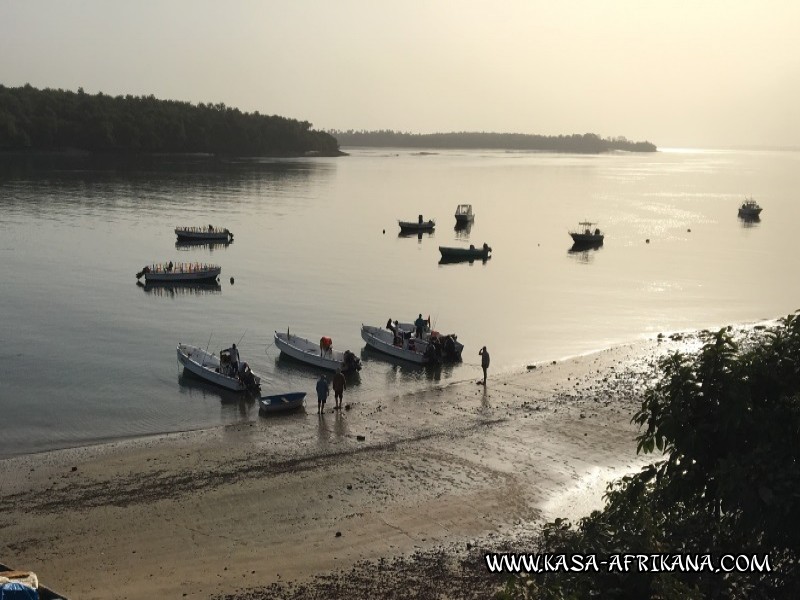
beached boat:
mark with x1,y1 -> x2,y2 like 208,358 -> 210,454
454,204 -> 474,224
259,392 -> 306,414
176,343 -> 261,392
175,225 -> 233,242
362,321 -> 463,364
274,330 -> 361,373
0,564 -> 67,600
439,243 -> 491,262
738,198 -> 762,217
398,216 -> 435,233
569,221 -> 604,245
136,262 -> 221,283
361,324 -> 430,364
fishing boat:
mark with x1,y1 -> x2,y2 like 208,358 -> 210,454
176,343 -> 261,392
136,262 -> 221,283
398,216 -> 435,233
259,392 -> 306,414
0,563 -> 66,600
361,324 -> 429,364
569,221 -> 604,245
274,330 -> 362,373
738,197 -> 762,217
175,225 -> 233,242
362,321 -> 463,364
454,204 -> 474,224
439,243 -> 491,262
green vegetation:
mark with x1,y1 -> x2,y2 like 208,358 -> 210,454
0,84 -> 342,157
330,130 -> 656,153
501,316 -> 800,599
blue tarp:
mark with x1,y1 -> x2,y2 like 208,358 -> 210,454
0,582 -> 39,600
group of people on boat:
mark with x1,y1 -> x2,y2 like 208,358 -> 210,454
385,314 -> 460,362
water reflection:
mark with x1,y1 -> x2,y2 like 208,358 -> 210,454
175,239 -> 233,252
438,255 -> 491,266
454,221 -> 473,239
738,215 -> 761,228
567,241 -> 604,264
397,230 -> 435,241
273,352 -> 363,388
177,372 -> 258,405
137,280 -> 222,297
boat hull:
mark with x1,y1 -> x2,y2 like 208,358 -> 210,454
274,332 -> 361,373
177,344 -> 261,391
398,220 -> 435,232
738,208 -> 762,217
569,233 -> 604,245
259,392 -> 306,413
175,228 -> 233,241
439,246 -> 490,261
146,268 -> 221,282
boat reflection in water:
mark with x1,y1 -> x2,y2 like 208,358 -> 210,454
567,241 -> 604,264
177,372 -> 259,413
175,239 -> 233,252
738,214 -> 761,228
454,220 -> 473,239
137,280 -> 222,297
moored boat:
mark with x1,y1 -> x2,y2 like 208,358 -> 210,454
569,221 -> 604,245
398,215 -> 435,233
175,225 -> 233,242
274,330 -> 362,373
392,318 -> 464,361
439,243 -> 491,262
738,197 -> 762,217
454,204 -> 474,224
259,392 -> 306,414
176,343 -> 261,392
136,262 -> 221,282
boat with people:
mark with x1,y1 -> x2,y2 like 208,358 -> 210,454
175,225 -> 234,242
274,330 -> 362,374
176,343 -> 261,392
738,197 -> 762,217
439,243 -> 491,262
136,262 -> 221,283
398,215 -> 436,233
569,221 -> 604,245
259,392 -> 306,414
454,204 -> 474,224
361,319 -> 464,364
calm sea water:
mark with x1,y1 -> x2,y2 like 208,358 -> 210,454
1,148 -> 798,457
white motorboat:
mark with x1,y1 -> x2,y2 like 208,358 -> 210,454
738,198 -> 762,217
137,262 -> 221,282
274,330 -> 361,374
177,343 -> 261,392
392,319 -> 464,361
361,324 -> 429,364
175,225 -> 233,242
454,204 -> 474,224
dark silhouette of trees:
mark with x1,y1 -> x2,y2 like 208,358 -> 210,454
329,129 -> 657,153
0,84 -> 342,157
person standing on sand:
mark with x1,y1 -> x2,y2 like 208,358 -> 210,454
479,346 -> 490,385
332,369 -> 346,409
316,375 -> 329,414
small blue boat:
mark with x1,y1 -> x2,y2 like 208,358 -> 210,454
259,392 -> 306,414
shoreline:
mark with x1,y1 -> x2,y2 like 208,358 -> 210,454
0,329 -> 748,599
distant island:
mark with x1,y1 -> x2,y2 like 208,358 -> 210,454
0,84 -> 343,157
329,129 -> 657,153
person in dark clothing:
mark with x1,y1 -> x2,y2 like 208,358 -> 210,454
414,314 -> 427,339
332,369 -> 346,409
316,375 -> 329,414
479,346 -> 490,385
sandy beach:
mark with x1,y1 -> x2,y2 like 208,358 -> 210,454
1,337 -> 679,599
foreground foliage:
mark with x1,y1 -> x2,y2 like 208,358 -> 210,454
502,315 -> 800,599
0,84 -> 341,157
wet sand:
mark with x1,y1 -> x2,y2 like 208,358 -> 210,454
1,337 -> 676,599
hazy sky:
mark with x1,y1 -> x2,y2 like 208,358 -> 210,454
2,1 -> 798,148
